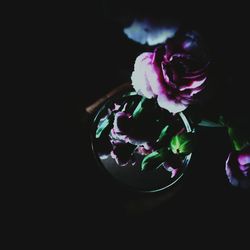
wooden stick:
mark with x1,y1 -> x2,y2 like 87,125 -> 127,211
85,82 -> 132,115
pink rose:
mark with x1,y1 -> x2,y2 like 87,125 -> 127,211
225,146 -> 250,189
131,31 -> 209,113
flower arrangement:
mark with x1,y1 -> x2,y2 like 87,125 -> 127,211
94,29 -> 250,190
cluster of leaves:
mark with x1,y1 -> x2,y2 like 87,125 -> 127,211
219,116 -> 250,151
193,114 -> 250,151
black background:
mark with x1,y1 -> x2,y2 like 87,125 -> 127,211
59,0 -> 249,240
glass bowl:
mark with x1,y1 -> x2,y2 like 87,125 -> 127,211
90,89 -> 193,193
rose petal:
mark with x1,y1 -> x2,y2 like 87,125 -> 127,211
113,112 -> 131,134
180,98 -> 192,105
110,128 -> 128,142
180,84 -> 205,97
163,162 -> 180,178
239,165 -> 250,177
136,145 -> 153,155
179,77 -> 207,91
134,52 -> 153,70
170,168 -> 179,178
145,59 -> 165,96
183,68 -> 207,80
238,154 -> 250,165
131,53 -> 155,98
157,91 -> 187,113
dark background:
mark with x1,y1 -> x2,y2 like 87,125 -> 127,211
60,0 -> 249,239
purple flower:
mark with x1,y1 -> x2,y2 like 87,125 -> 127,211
225,145 -> 250,189
131,31 -> 209,113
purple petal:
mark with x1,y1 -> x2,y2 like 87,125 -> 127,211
157,92 -> 188,114
238,154 -> 250,165
179,78 -> 206,91
225,151 -> 250,189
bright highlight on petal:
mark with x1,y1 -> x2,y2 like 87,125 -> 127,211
179,78 -> 207,91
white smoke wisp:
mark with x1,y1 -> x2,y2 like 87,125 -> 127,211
123,19 -> 178,46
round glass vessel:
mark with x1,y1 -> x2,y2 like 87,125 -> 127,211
90,89 -> 193,193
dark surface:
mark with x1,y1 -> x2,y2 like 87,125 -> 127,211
60,1 -> 250,238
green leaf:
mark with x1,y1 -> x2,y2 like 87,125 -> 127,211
198,119 -> 224,128
125,100 -> 135,113
227,127 -> 250,151
96,115 -> 113,139
141,147 -> 169,171
157,125 -> 170,143
122,91 -> 137,98
132,96 -> 147,119
170,132 -> 194,155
